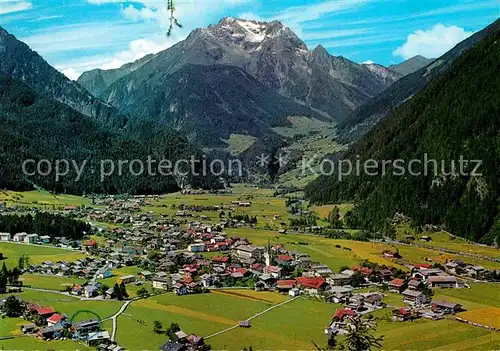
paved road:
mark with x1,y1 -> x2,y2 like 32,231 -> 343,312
204,296 -> 301,340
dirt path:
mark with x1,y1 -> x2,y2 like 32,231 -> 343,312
203,296 -> 301,340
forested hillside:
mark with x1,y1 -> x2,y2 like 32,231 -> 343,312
0,75 -> 215,195
305,27 -> 500,244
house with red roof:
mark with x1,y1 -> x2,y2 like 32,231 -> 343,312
351,266 -> 374,276
295,276 -> 326,294
47,313 -> 65,326
264,265 -> 283,279
276,280 -> 296,292
388,278 -> 407,293
35,306 -> 56,318
392,307 -> 413,321
276,255 -> 293,265
26,303 -> 41,315
414,263 -> 432,269
332,308 -> 356,322
83,239 -> 97,247
212,256 -> 230,264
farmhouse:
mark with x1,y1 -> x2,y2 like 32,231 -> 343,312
388,278 -> 406,293
295,276 -> 326,294
392,307 -> 413,321
0,232 -> 11,241
402,289 -> 427,305
117,275 -> 136,285
152,277 -> 171,290
37,325 -> 64,339
426,276 -> 458,288
47,313 -> 65,326
276,279 -> 296,292
327,273 -> 350,286
431,301 -> 462,314
236,245 -> 264,260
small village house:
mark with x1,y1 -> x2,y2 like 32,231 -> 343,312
402,289 -> 427,305
117,275 -> 135,285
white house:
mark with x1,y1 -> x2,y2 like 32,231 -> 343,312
24,234 -> 39,244
0,233 -> 11,241
402,289 -> 427,305
13,232 -> 27,242
152,277 -> 171,290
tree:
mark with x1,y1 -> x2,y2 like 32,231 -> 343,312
348,272 -> 366,288
326,333 -> 337,350
119,282 -> 129,299
166,322 -> 181,340
328,207 -> 343,229
113,283 -> 122,300
1,295 -> 23,317
342,316 -> 383,351
8,267 -> 21,286
98,284 -> 110,296
153,320 -> 163,334
137,287 -> 149,298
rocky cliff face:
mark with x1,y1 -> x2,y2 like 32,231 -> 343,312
0,26 -> 126,127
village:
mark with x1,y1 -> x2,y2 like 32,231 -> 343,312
0,189 -> 499,350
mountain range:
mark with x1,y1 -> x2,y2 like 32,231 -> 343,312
338,19 -> 500,142
305,19 -> 500,244
77,18 -> 401,147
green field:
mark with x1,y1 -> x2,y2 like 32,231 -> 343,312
0,241 -> 85,269
0,189 -> 90,208
20,274 -> 86,290
372,309 -> 500,351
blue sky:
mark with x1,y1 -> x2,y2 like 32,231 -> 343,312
1,0 -> 498,79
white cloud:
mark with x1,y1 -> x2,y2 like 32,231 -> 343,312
362,60 -> 375,65
57,34 -> 182,79
62,68 -> 80,81
0,0 -> 32,15
394,23 -> 474,60
101,36 -> 180,69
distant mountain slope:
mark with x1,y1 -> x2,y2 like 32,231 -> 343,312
305,25 -> 500,244
77,54 -> 154,100
0,75 -> 213,194
338,18 -> 500,142
0,26 -> 126,126
81,18 -> 399,142
389,55 -> 434,76
106,64 -> 319,147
